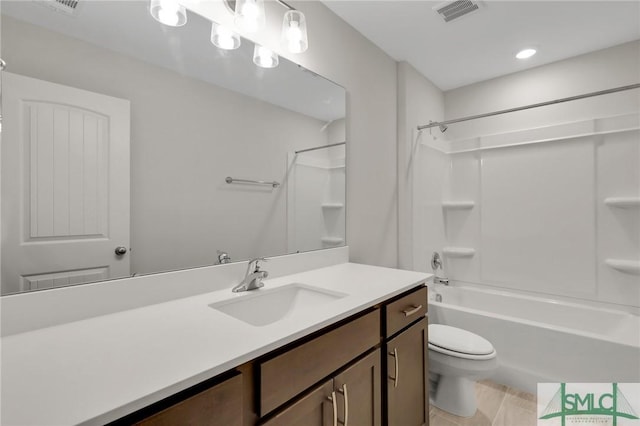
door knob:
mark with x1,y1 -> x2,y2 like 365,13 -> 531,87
115,246 -> 128,256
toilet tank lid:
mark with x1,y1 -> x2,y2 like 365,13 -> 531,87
429,324 -> 494,355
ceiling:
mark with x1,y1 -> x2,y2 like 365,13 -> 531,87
322,1 -> 640,91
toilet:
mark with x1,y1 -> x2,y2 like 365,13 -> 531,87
428,324 -> 498,417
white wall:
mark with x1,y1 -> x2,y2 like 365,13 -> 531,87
444,41 -> 640,140
396,62 -> 444,270
1,16 -> 330,276
417,42 -> 640,308
187,1 -> 399,267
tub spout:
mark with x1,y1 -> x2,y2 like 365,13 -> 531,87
434,276 -> 449,285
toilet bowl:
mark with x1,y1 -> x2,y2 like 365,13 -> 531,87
428,324 -> 498,417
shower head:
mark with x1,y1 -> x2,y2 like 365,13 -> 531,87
439,124 -> 448,133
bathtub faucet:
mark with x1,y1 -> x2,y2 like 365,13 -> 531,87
434,276 -> 449,285
431,252 -> 450,285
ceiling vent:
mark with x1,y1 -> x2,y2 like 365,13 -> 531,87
35,0 -> 81,16
434,0 -> 480,22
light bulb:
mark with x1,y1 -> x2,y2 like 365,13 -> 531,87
158,9 -> 179,26
287,22 -> 302,51
150,0 -> 187,27
241,1 -> 258,19
211,22 -> 241,50
282,10 -> 308,54
253,44 -> 279,68
234,0 -> 265,33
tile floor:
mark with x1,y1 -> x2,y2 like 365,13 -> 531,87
429,380 -> 538,426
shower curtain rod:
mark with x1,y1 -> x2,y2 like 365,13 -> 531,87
295,141 -> 345,154
417,83 -> 640,131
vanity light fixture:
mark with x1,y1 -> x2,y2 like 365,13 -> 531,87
282,10 -> 308,53
224,0 -> 309,55
211,22 -> 241,50
148,0 -> 310,67
234,0 -> 266,33
516,48 -> 536,59
149,0 -> 187,27
253,44 -> 279,68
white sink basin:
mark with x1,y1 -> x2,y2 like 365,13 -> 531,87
209,283 -> 347,326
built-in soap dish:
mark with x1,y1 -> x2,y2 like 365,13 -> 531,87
442,201 -> 475,210
322,203 -> 344,209
442,247 -> 475,258
604,197 -> 640,208
321,237 -> 344,245
605,259 -> 640,275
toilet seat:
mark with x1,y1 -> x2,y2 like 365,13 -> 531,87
428,324 -> 496,360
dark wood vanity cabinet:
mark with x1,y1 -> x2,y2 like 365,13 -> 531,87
260,380 -> 333,426
333,349 -> 382,426
258,310 -> 380,417
117,284 -> 428,426
263,350 -> 382,426
386,319 -> 428,426
133,372 -> 243,426
384,286 -> 429,426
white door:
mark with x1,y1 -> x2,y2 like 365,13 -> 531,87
1,72 -> 130,294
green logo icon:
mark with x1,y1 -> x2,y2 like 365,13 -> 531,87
539,383 -> 639,426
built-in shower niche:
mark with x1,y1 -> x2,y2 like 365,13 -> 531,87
415,113 -> 640,308
287,141 -> 346,253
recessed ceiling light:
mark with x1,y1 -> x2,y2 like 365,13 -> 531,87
516,48 -> 537,59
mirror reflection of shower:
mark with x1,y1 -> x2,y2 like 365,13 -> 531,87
287,140 -> 346,254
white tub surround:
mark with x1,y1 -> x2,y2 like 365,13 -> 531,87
1,262 -> 430,425
414,112 -> 640,309
428,284 -> 640,394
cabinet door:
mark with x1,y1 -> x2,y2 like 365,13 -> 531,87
135,374 -> 242,426
386,318 -> 428,426
334,350 -> 382,426
262,380 -> 334,426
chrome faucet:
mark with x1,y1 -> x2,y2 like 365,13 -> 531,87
431,251 -> 450,286
217,250 -> 231,265
232,257 -> 268,293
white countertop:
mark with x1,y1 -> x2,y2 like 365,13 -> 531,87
1,262 -> 430,426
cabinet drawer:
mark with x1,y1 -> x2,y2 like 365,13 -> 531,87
135,373 -> 242,426
385,286 -> 427,338
259,309 -> 380,416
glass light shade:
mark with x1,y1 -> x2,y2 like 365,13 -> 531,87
234,0 -> 266,33
149,0 -> 187,27
210,22 -> 241,50
282,10 -> 308,54
253,44 -> 279,68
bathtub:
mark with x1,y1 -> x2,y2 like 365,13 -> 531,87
428,284 -> 640,394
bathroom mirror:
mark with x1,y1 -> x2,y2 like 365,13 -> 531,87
0,1 -> 346,295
